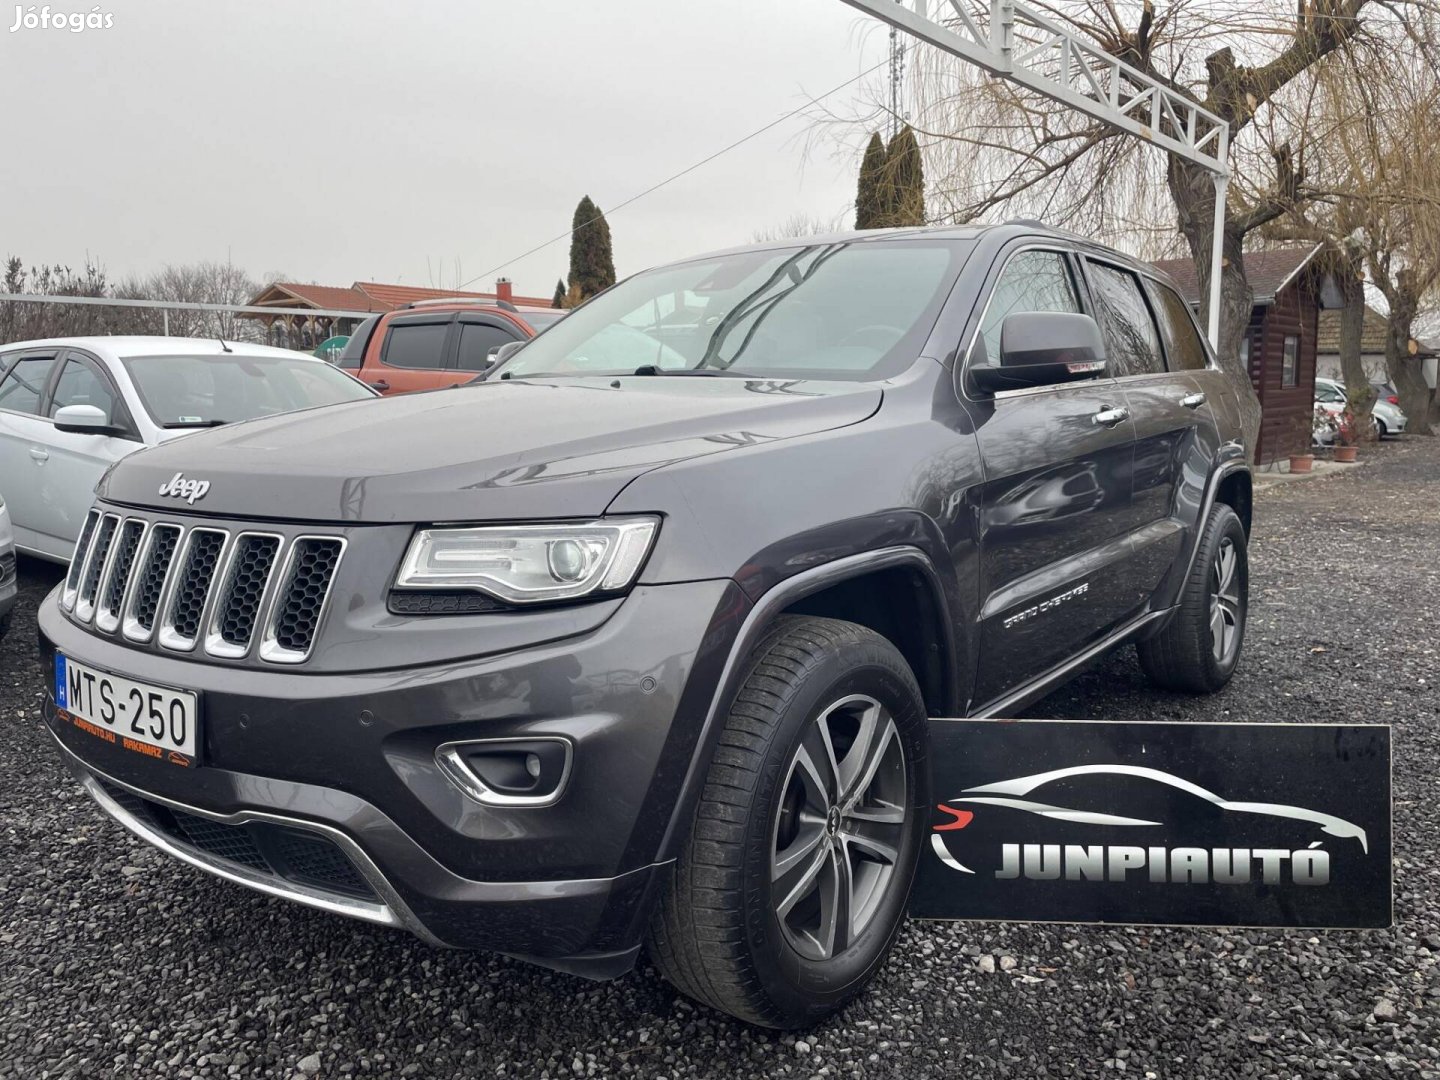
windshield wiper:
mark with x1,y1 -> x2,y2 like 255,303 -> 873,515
632,365 -> 745,377
163,419 -> 229,428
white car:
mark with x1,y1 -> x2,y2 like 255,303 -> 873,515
0,492 -> 15,639
1313,376 -> 1407,443
0,337 -> 377,562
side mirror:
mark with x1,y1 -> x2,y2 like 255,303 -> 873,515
970,312 -> 1107,394
53,404 -> 122,436
489,340 -> 525,367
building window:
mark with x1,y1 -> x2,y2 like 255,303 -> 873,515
1281,335 -> 1298,387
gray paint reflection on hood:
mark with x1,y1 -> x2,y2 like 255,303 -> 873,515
98,377 -> 883,523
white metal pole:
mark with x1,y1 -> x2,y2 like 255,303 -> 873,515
163,310 -> 170,337
1206,172 -> 1228,349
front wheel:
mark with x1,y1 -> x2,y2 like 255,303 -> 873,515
1137,502 -> 1248,693
647,616 -> 928,1028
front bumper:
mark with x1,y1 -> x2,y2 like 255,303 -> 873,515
40,577 -> 748,974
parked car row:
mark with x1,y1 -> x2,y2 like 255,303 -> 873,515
1313,375 -> 1407,444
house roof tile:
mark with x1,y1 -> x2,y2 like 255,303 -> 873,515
1151,245 -> 1321,307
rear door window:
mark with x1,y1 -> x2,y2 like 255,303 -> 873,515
381,317 -> 453,369
1150,281 -> 1210,371
1087,262 -> 1165,378
0,353 -> 58,415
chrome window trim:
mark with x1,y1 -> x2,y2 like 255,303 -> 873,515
122,522 -> 184,644
74,512 -> 121,624
258,535 -> 347,665
61,509 -> 102,612
203,531 -> 285,660
157,527 -> 230,653
94,518 -> 148,634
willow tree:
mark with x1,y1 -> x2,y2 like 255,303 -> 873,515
882,0 -> 1433,458
1261,23 -> 1440,433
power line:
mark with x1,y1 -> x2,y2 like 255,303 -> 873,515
455,56 -> 893,291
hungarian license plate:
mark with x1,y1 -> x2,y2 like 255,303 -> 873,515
55,654 -> 199,766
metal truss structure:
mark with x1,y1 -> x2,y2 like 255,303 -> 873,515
841,0 -> 1231,346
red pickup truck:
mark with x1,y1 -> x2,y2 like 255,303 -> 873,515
338,299 -> 564,395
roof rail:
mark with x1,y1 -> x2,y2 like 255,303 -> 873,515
401,297 -> 519,312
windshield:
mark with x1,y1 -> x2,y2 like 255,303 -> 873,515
123,354 -> 375,427
518,310 -> 566,330
494,240 -> 962,381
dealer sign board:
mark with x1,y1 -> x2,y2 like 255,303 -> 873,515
912,720 -> 1391,929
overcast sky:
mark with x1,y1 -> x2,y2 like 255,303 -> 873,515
4,0 -> 891,300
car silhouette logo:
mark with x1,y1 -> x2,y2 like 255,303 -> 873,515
930,763 -> 1370,877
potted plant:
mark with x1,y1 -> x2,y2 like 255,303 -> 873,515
1332,403 -> 1362,462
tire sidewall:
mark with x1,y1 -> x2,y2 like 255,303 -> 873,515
1198,505 -> 1248,686
736,636 -> 929,1021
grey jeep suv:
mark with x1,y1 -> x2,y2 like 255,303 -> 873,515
38,224 -> 1251,1028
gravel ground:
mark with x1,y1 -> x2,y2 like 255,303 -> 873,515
2,439 -> 1436,1080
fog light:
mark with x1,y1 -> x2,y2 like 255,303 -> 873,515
435,737 -> 572,808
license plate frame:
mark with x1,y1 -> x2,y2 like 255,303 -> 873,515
54,653 -> 201,767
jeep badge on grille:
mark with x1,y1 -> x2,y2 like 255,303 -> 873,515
157,472 -> 210,504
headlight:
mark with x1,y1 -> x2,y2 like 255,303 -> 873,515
395,518 -> 659,604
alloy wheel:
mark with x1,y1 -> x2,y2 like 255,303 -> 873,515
1209,536 -> 1242,663
770,694 -> 908,962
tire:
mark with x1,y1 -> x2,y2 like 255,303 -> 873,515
1375,418 -> 1388,440
1137,503 -> 1248,693
647,615 -> 929,1028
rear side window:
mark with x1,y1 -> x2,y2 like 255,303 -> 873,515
976,250 -> 1081,366
49,358 -> 118,421
382,319 -> 451,370
1087,263 -> 1164,378
1151,282 -> 1209,371
455,322 -> 521,372
339,315 -> 379,370
0,354 -> 56,415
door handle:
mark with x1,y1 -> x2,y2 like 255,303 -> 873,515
1180,392 -> 1207,410
1091,406 -> 1130,428
28,447 -> 49,463
369,380 -> 390,392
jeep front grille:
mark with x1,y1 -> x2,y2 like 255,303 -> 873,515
66,510 -> 344,664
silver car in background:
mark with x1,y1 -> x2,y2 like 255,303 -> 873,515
1313,376 -> 1407,442
0,493 -> 16,640
0,337 -> 377,562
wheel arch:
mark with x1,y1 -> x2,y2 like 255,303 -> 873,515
654,546 -> 959,865
1213,466 -> 1252,537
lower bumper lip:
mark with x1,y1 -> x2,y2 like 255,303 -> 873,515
51,729 -> 436,941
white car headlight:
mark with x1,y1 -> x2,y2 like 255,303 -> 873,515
395,518 -> 659,604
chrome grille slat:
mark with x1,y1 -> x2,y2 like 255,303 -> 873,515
204,532 -> 283,659
69,505 -> 344,665
260,537 -> 346,664
158,529 -> 228,652
123,524 -> 183,643
95,519 -> 147,634
61,509 -> 102,611
75,514 -> 120,623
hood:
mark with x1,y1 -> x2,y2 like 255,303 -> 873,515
99,376 -> 882,522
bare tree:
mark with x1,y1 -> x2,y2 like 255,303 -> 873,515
851,0 -> 1436,458
749,211 -> 847,244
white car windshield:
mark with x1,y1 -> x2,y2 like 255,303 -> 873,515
122,354 -> 374,427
